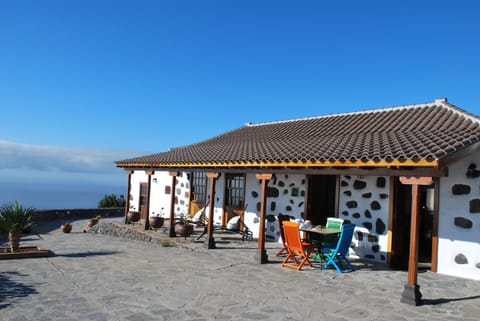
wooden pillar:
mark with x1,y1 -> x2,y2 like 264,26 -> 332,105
204,172 -> 219,249
254,173 -> 272,264
144,170 -> 154,231
124,170 -> 134,224
168,172 -> 178,237
399,176 -> 432,306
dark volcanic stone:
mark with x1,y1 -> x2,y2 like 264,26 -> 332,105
364,210 -> 372,218
455,253 -> 468,264
362,192 -> 372,198
353,180 -> 367,190
376,218 -> 386,234
470,199 -> 480,213
377,177 -> 386,188
344,190 -> 352,196
454,217 -> 473,229
452,184 -> 471,195
371,201 -> 381,210
347,201 -> 358,208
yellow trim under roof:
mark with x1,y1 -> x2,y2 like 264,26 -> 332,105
116,158 -> 438,168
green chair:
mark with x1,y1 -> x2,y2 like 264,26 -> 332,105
323,217 -> 344,247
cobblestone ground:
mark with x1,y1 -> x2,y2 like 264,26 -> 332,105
1,218 -> 479,321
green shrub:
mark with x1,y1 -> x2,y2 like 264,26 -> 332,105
98,194 -> 126,208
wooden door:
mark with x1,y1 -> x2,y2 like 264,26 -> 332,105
139,183 -> 148,220
306,175 -> 337,226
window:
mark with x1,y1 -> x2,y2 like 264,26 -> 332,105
225,173 -> 245,207
191,172 -> 207,205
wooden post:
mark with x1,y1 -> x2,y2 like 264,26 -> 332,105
144,171 -> 154,230
204,172 -> 219,249
254,173 -> 272,264
399,176 -> 432,306
168,172 -> 178,237
124,170 -> 133,224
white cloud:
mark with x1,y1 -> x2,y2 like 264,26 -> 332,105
0,140 -> 142,183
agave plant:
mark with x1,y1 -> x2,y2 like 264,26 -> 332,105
0,201 -> 35,252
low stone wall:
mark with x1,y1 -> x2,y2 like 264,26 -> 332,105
33,208 -> 125,222
88,221 -> 172,246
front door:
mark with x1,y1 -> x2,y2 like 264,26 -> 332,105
306,175 -> 337,226
391,177 -> 434,269
139,183 -> 148,220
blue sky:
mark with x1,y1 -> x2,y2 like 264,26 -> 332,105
1,0 -> 480,188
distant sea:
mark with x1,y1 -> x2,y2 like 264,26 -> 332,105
0,182 -> 125,210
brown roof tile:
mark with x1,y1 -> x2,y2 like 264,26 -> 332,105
116,99 -> 480,169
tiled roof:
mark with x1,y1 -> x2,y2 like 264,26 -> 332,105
116,98 -> 480,169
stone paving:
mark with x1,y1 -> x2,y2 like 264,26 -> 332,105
1,218 -> 480,321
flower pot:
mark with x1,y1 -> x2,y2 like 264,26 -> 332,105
127,211 -> 141,223
149,216 -> 164,229
175,223 -> 194,237
61,223 -> 72,233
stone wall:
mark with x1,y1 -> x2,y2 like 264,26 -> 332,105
33,208 -> 125,222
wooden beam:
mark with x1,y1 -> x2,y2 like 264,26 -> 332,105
254,173 -> 271,264
204,173 -> 219,249
431,178 -> 440,272
399,176 -> 433,185
400,177 -> 427,306
124,170 -> 133,224
168,173 -> 177,237
118,165 -> 448,178
144,172 -> 153,230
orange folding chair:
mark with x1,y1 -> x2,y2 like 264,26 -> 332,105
276,214 -> 290,256
281,221 -> 316,271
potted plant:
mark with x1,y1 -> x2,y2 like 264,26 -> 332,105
0,201 -> 35,253
149,208 -> 165,229
175,213 -> 193,237
127,205 -> 140,223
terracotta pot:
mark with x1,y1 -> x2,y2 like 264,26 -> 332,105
127,211 -> 141,223
149,216 -> 164,229
175,223 -> 194,237
8,231 -> 21,253
61,223 -> 72,233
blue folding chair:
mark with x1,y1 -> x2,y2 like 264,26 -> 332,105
320,223 -> 356,273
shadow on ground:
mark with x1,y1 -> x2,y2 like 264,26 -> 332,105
0,271 -> 38,309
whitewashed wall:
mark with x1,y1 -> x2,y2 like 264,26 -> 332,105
438,151 -> 480,280
129,171 -> 189,219
338,175 -> 390,263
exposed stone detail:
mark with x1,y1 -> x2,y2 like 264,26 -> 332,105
252,191 -> 259,198
344,190 -> 352,196
341,180 -> 349,187
376,218 -> 386,234
353,180 -> 367,189
352,213 -> 361,219
476,262 -> 480,269
466,163 -> 480,178
365,254 -> 375,259
452,184 -> 471,195
372,245 -> 380,253
469,199 -> 480,213
285,206 -> 292,212
363,222 -> 372,230
300,190 -> 305,197
278,181 -> 285,187
267,187 -> 279,198
283,189 -> 288,195
364,210 -> 372,218
362,192 -> 372,198
379,193 -> 388,199
345,175 -> 351,180
371,201 -> 381,210
454,217 -> 473,229
270,202 -> 276,211
342,211 -> 349,216
376,177 -> 386,188
298,202 -> 304,207
455,253 -> 468,264
256,202 -> 261,211
344,219 -> 351,224
266,215 -> 276,222
346,201 -> 358,208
